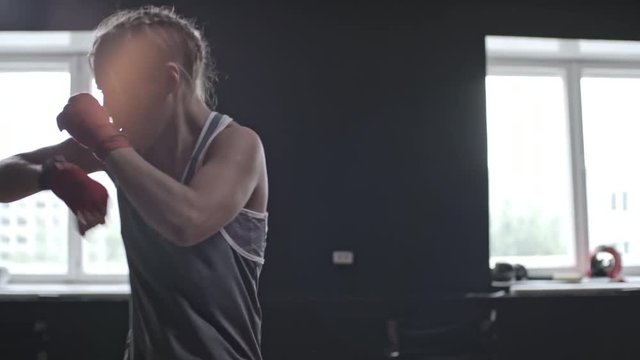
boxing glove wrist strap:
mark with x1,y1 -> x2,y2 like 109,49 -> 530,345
95,133 -> 131,161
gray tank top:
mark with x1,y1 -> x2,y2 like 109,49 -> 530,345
119,112 -> 268,360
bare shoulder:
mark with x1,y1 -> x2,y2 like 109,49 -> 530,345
218,122 -> 263,146
206,122 -> 264,161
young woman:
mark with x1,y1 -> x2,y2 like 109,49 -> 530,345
0,6 -> 268,359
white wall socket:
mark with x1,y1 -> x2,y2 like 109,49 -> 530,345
332,250 -> 354,265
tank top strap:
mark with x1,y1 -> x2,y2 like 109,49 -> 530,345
180,112 -> 231,184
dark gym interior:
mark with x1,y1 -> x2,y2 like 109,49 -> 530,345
2,1 -> 640,359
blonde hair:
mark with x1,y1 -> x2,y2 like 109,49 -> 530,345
89,5 -> 218,108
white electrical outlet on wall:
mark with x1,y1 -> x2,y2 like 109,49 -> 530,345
332,250 -> 354,265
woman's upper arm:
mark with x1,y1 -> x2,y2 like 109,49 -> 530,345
18,138 -> 103,173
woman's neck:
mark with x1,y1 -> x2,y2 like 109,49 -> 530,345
143,96 -> 212,180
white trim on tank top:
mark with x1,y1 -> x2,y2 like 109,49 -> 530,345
220,228 -> 265,264
240,208 -> 268,219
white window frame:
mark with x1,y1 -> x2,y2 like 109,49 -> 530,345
487,36 -> 640,277
0,32 -> 127,284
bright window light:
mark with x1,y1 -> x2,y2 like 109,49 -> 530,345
0,31 -> 127,280
582,77 -> 640,266
0,71 -> 71,274
486,75 -> 575,268
486,35 -> 640,275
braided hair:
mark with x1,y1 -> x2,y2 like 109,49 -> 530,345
89,6 -> 218,108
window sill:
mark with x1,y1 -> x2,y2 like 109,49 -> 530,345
509,276 -> 640,296
0,283 -> 130,301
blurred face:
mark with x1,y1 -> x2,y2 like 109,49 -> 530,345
93,35 -> 172,151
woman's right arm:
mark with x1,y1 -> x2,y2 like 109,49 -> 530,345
0,138 -> 103,203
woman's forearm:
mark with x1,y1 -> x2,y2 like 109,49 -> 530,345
104,148 -> 199,245
0,156 -> 42,203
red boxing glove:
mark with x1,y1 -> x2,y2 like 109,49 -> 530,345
39,157 -> 108,224
56,93 -> 130,160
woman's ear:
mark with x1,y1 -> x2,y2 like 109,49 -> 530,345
164,62 -> 181,97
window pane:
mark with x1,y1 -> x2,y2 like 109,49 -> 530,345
81,82 -> 127,275
486,75 -> 576,268
82,171 -> 127,274
582,76 -> 640,266
0,71 -> 71,274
